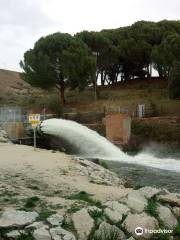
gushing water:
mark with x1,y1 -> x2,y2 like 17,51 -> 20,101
40,118 -> 180,173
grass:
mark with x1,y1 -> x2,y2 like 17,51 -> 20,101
89,209 -> 103,220
16,232 -> 34,240
99,161 -> 109,169
66,203 -> 82,214
61,219 -> 77,237
24,196 -> 40,209
38,206 -> 56,221
64,80 -> 180,116
88,208 -> 104,229
145,197 -> 159,218
92,226 -> 121,240
173,223 -> 180,237
65,191 -> 102,207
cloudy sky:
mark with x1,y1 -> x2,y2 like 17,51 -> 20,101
0,0 -> 180,71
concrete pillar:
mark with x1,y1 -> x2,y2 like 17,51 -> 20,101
105,113 -> 131,145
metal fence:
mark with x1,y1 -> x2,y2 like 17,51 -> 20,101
0,106 -> 21,123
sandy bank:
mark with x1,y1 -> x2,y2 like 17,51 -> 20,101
0,143 -> 131,205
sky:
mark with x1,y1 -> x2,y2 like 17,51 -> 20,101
0,0 -> 180,72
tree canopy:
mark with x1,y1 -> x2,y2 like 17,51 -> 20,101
20,20 -> 180,103
20,32 -> 95,104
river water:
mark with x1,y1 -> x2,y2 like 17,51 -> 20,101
40,118 -> 180,193
107,160 -> 180,193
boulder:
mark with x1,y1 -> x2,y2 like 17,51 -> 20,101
126,191 -> 148,213
6,230 -> 20,239
122,213 -> 158,239
104,208 -> 122,223
0,209 -> 38,227
0,128 -> 9,143
157,205 -> 178,229
94,221 -> 126,240
138,187 -> 161,199
50,226 -> 76,240
72,208 -> 94,240
47,213 -> 64,226
157,193 -> 180,207
76,158 -> 124,186
33,227 -> 51,240
172,207 -> 180,218
104,201 -> 130,215
26,221 -> 47,230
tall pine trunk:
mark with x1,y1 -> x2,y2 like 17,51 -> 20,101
60,79 -> 65,106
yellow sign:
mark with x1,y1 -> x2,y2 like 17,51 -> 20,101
29,114 -> 41,128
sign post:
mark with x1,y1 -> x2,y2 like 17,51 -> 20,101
29,114 -> 41,151
33,128 -> 36,151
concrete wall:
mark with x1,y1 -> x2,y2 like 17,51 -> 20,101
105,113 -> 131,145
3,122 -> 25,140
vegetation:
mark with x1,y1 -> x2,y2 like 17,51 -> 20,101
168,61 -> 180,99
24,196 -> 40,209
20,33 -> 95,105
99,160 -> 109,169
173,223 -> 180,237
20,20 -> 180,105
132,119 -> 180,143
16,232 -> 34,240
92,226 -> 121,240
65,191 -> 102,207
38,206 -> 56,221
145,197 -> 158,218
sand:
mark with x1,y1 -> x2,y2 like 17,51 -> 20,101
0,143 -> 131,208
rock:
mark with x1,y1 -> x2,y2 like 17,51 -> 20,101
157,193 -> 180,207
172,207 -> 180,218
0,129 -> 9,143
122,212 -> 158,239
0,209 -> 39,227
104,208 -> 122,223
94,221 -> 126,240
104,201 -> 130,215
47,214 -> 64,226
76,158 -> 124,186
26,221 -> 47,229
72,208 -> 94,240
87,206 -> 102,214
126,191 -> 148,213
157,205 -> 178,228
33,227 -> 51,240
50,227 -> 76,240
6,230 -> 20,239
138,187 -> 161,199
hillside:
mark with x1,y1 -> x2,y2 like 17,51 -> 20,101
0,69 -> 180,118
0,69 -> 31,104
65,78 -> 180,117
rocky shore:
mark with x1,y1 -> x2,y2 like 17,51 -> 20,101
0,132 -> 179,239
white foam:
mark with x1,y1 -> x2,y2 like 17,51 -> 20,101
40,118 -> 180,173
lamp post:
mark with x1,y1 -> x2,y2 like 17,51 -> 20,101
92,51 -> 98,101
